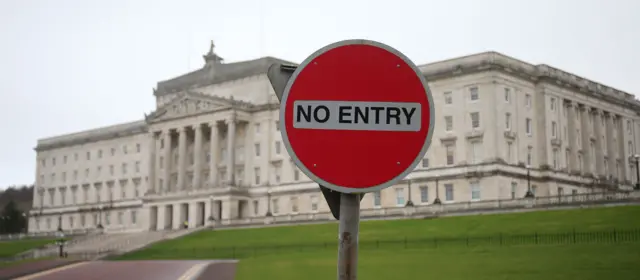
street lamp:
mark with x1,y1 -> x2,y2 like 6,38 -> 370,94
265,188 -> 273,217
55,228 -> 66,258
524,165 -> 535,198
433,174 -> 442,204
405,180 -> 414,207
632,154 -> 640,190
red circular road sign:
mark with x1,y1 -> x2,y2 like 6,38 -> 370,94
280,40 -> 435,194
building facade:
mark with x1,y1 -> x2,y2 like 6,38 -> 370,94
28,42 -> 640,234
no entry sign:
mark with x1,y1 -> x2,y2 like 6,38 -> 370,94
280,40 -> 434,194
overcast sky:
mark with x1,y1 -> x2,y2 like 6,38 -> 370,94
0,0 -> 638,188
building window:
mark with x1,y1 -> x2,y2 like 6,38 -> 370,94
111,148 -> 116,156
275,141 -> 281,154
469,87 -> 479,101
446,145 -> 455,165
531,185 -> 538,195
470,182 -> 480,200
294,169 -> 300,181
86,151 -> 91,160
550,97 -> 556,111
578,154 -> 583,172
272,198 -> 279,214
290,196 -> 299,213
505,113 -> 511,130
118,211 -> 123,225
274,166 -> 282,183
98,150 -> 103,158
254,167 -> 260,185
504,88 -> 510,102
395,188 -> 405,206
422,158 -> 429,168
122,163 -> 127,175
255,143 -> 261,156
525,94 -> 531,107
255,123 -> 261,133
123,145 -> 128,154
311,195 -> 318,212
419,186 -> 428,203
373,191 -> 381,207
577,129 -> 581,146
275,120 -> 280,131
470,112 -> 480,129
444,92 -> 452,104
526,118 -> 532,135
136,144 -> 141,153
445,116 -> 453,131
470,141 -> 482,164
131,211 -> 137,224
444,184 -> 454,201
505,142 -> 513,163
253,200 -> 259,216
551,121 -> 557,138
553,149 -> 559,169
511,182 -> 517,199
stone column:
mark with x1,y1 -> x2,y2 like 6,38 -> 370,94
605,113 -> 616,177
578,105 -> 590,173
565,101 -> 576,171
163,130 -> 172,193
616,115 -> 627,181
156,205 -> 165,231
172,203 -> 181,230
188,202 -> 197,228
147,132 -> 157,194
209,122 -> 219,188
177,127 -> 187,190
592,108 -> 604,176
193,124 -> 203,190
226,116 -> 237,185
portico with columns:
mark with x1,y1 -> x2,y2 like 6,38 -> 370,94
143,91 -> 254,230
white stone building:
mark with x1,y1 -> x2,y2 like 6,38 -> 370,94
28,42 -> 640,234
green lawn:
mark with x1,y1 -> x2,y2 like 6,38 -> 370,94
0,238 -> 58,258
116,205 -> 640,279
235,244 -> 640,280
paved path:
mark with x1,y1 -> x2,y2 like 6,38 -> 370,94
13,260 -> 237,280
0,259 -> 81,280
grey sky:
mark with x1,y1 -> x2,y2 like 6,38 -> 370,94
0,0 -> 638,188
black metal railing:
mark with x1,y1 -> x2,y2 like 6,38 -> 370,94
121,228 -> 640,260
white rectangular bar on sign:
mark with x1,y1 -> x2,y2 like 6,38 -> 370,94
293,100 -> 422,132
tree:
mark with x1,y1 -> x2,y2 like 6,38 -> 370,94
0,200 -> 27,234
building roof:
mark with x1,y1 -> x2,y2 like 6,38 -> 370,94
154,40 -> 297,96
